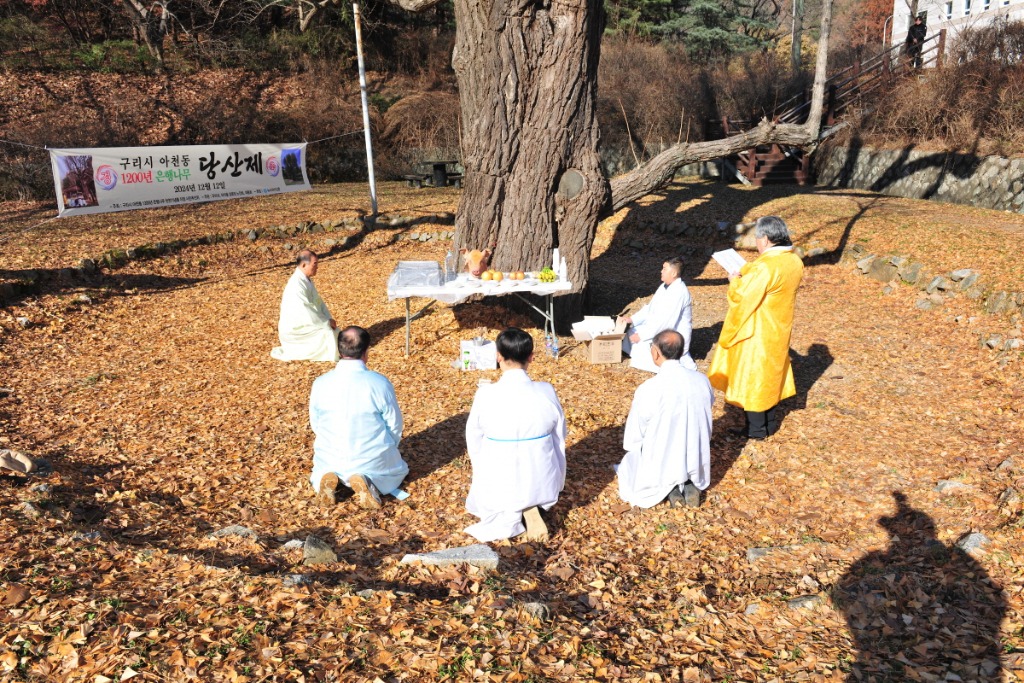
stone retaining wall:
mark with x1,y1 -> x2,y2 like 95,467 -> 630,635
815,144 -> 1024,214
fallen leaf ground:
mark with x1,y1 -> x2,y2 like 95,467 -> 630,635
1,180 -> 1023,682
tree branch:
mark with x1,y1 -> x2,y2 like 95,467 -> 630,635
608,0 -> 834,213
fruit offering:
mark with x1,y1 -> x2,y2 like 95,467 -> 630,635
538,267 -> 557,283
480,269 -> 504,281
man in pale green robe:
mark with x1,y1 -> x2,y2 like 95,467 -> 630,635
271,250 -> 340,362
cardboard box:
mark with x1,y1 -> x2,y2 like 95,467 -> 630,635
571,316 -> 626,364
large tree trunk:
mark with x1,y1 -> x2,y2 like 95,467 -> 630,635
449,0 -> 611,322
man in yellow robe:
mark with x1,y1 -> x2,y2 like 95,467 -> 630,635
708,216 -> 803,439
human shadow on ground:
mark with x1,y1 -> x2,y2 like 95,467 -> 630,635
836,492 -> 1006,682
401,412 -> 469,486
689,321 -> 723,365
780,342 -> 835,415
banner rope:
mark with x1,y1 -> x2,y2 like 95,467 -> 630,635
1,131 -> 366,152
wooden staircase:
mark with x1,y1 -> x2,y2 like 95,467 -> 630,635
705,30 -> 947,187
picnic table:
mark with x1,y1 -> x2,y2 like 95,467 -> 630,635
386,262 -> 571,356
403,160 -> 463,189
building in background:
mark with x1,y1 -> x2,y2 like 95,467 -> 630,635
890,0 -> 1023,59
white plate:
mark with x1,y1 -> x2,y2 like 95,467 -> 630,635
522,278 -> 540,286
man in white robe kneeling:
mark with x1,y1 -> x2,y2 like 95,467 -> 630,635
309,326 -> 409,509
272,249 -> 340,362
621,257 -> 695,373
617,329 -> 714,509
464,328 -> 566,542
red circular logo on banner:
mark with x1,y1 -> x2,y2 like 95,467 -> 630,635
96,165 -> 118,191
266,156 -> 280,177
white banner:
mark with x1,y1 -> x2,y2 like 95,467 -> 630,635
48,143 -> 311,217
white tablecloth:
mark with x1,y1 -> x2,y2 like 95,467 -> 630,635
387,273 -> 572,305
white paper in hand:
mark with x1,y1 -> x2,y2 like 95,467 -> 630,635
712,248 -> 747,275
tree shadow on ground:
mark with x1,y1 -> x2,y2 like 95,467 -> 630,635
0,268 -> 206,307
836,491 -> 1006,682
402,412 -> 469,486
587,178 -> 876,321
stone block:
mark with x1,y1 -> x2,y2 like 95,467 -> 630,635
400,544 -> 499,570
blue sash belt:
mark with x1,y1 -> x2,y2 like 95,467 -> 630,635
485,434 -> 548,442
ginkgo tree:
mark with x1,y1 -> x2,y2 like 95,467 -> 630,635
392,0 -> 835,320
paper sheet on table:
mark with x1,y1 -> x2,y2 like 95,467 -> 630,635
712,248 -> 747,275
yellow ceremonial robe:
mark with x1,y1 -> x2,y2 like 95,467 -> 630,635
708,247 -> 803,412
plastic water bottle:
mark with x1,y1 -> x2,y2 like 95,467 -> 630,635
545,334 -> 553,357
550,334 -> 560,358
462,349 -> 472,371
444,250 -> 455,282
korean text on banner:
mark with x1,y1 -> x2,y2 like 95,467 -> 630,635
48,143 -> 311,217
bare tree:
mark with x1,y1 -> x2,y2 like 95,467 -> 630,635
119,0 -> 171,61
393,0 -> 835,319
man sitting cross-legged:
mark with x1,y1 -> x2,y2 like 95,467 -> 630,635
309,326 -> 409,509
617,329 -> 714,509
272,249 -> 340,362
464,328 -> 566,542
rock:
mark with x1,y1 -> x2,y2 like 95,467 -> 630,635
949,268 -> 975,282
284,243 -> 294,251
30,483 -> 52,494
925,276 -> 952,293
73,294 -> 92,304
787,595 -> 823,610
928,292 -> 945,306
855,255 -> 876,274
78,258 -> 97,273
744,603 -> 760,615
998,488 -> 1020,507
935,480 -> 970,493
356,589 -> 375,599
19,502 -> 42,519
16,317 -> 30,328
807,247 -> 827,257
958,272 -> 980,291
521,602 -> 551,621
898,261 -> 924,284
745,545 -> 799,562
282,574 -> 311,587
209,525 -> 258,540
915,299 -> 935,311
246,229 -> 258,241
323,239 -> 339,248
983,334 -> 1004,350
282,539 -> 304,550
303,534 -> 337,565
400,544 -> 499,571
882,284 -> 896,295
985,291 -> 1010,314
955,532 -> 990,552
1004,338 -> 1022,350
867,259 -> 898,282
70,531 -> 101,542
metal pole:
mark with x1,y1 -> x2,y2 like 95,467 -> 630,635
353,3 -> 378,217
